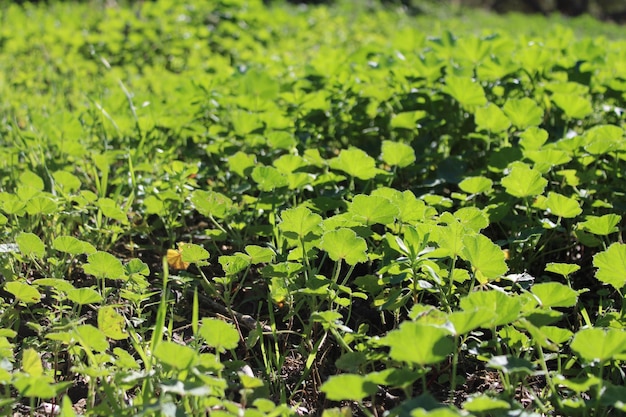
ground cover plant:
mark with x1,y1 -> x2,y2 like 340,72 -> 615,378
1,0 -> 626,415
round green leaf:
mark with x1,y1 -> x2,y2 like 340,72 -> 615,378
381,140 -> 416,168
348,194 -> 399,226
593,243 -> 626,290
381,322 -> 454,365
83,251 -> 126,280
199,318 -> 239,352
501,162 -> 547,198
571,328 -> 626,363
321,374 -> 378,401
16,232 -> 45,259
319,228 -> 368,265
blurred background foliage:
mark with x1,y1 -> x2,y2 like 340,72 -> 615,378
277,0 -> 626,22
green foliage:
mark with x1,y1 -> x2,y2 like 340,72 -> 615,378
1,0 -> 625,415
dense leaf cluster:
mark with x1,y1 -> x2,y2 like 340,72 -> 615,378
1,0 -> 626,416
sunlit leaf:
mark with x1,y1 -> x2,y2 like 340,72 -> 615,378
381,140 -> 416,168
348,194 -> 399,226
153,341 -> 198,369
279,206 -> 323,240
593,243 -> 626,290
552,93 -> 593,119
321,374 -> 377,401
461,234 -> 508,283
199,318 -> 239,352
571,328 -> 626,363
98,306 -> 127,340
474,103 -> 510,132
66,288 -> 103,305
83,251 -> 126,280
458,176 -> 493,195
501,162 -> 547,198
460,291 -> 522,327
53,236 -> 96,255
545,192 -> 582,218
5,281 -> 41,304
578,214 -> 621,236
319,228 -> 368,265
502,97 -> 543,128
21,348 -> 43,376
531,282 -> 578,308
251,166 -> 288,191
382,322 -> 454,365
16,232 -> 45,259
545,263 -> 580,277
443,76 -> 486,108
329,147 -> 383,180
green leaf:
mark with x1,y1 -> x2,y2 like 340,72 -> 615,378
320,374 -> 378,401
460,291 -> 522,327
348,194 -> 399,226
219,254 -> 251,275
153,341 -> 198,369
26,196 -> 57,215
16,232 -> 45,259
98,198 -> 129,224
578,214 -> 621,236
487,355 -> 535,376
245,245 -> 275,264
454,207 -> 489,232
545,192 -> 582,218
83,252 -> 126,280
443,76 -> 487,108
98,306 -> 127,340
22,348 -> 43,376
593,243 -> 626,290
501,162 -> 547,198
199,318 -> 239,352
461,234 -> 508,284
458,176 -> 493,195
5,281 -> 41,304
279,206 -> 323,240
179,243 -> 210,264
552,93 -> 593,119
191,190 -> 236,219
448,309 -> 493,335
381,322 -> 454,365
319,228 -> 368,265
53,170 -> 81,193
474,103 -> 510,132
545,262 -> 580,277
571,328 -> 626,363
13,375 -> 60,398
463,395 -> 511,413
228,151 -> 256,178
53,236 -> 96,255
502,98 -> 543,129
519,127 -> 549,150
33,278 -> 76,293
66,288 -> 103,305
381,141 -> 416,168
251,166 -> 288,191
329,147 -> 382,180
74,325 -> 109,353
584,125 -> 624,155
531,282 -> 578,308
390,111 -> 426,130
